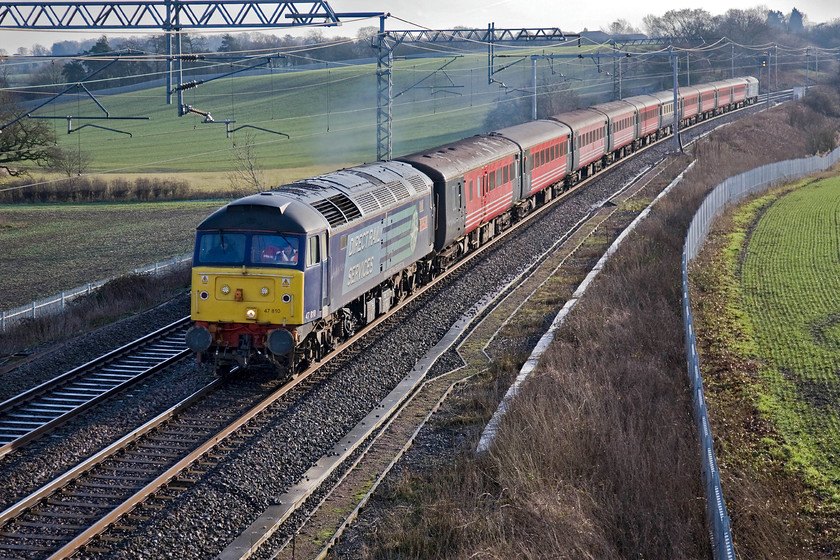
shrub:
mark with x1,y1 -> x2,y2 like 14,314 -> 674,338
0,176 -> 194,203
0,268 -> 190,357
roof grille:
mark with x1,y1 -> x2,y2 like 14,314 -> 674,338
311,193 -> 362,227
274,182 -> 327,197
356,192 -> 381,214
406,175 -> 426,193
386,180 -> 411,201
372,186 -> 397,207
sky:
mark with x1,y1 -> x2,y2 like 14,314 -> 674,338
0,0 -> 837,55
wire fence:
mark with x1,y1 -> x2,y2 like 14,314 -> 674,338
681,146 -> 840,560
0,254 -> 192,332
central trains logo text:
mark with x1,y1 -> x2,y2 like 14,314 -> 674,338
347,228 -> 381,256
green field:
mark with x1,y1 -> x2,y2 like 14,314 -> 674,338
26,46 -> 646,176
738,175 -> 840,503
0,200 -> 222,309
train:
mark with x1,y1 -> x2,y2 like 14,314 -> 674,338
186,76 -> 759,374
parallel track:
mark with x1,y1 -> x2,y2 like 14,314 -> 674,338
0,318 -> 191,458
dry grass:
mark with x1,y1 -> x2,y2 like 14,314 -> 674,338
355,87 -> 840,559
0,268 -> 190,360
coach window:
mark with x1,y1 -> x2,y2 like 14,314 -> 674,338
469,179 -> 474,201
489,172 -> 495,190
496,169 -> 501,187
503,166 -> 509,184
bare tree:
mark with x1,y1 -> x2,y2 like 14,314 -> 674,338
49,146 -> 93,177
227,130 -> 266,193
644,9 -> 713,37
602,19 -> 640,36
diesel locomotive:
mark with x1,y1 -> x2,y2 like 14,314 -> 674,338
186,76 -> 759,374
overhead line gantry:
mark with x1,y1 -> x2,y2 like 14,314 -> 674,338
0,1 -> 582,160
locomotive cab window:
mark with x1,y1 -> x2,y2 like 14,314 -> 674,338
252,234 -> 300,266
197,233 -> 246,265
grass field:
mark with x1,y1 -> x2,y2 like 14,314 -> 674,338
740,175 -> 840,497
692,171 -> 840,554
19,46 -> 663,178
0,200 -> 221,309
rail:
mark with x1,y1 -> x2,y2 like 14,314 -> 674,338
682,146 -> 840,560
0,254 -> 191,332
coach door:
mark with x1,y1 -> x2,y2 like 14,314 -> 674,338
516,152 -> 527,199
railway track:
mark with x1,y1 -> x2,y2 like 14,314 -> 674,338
0,377 -> 226,559
0,94 -> 787,559
0,318 -> 192,458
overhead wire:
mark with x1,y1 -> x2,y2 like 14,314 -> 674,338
2,21 -> 836,190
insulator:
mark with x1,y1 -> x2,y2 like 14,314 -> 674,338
179,80 -> 199,91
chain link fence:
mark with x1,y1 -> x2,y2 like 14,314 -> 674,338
1,255 -> 192,332
682,146 -> 840,560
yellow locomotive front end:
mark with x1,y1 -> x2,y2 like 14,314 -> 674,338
186,229 -> 308,372
191,267 -> 304,326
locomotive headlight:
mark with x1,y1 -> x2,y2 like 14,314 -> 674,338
260,287 -> 269,296
245,308 -> 257,320
221,285 -> 230,294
